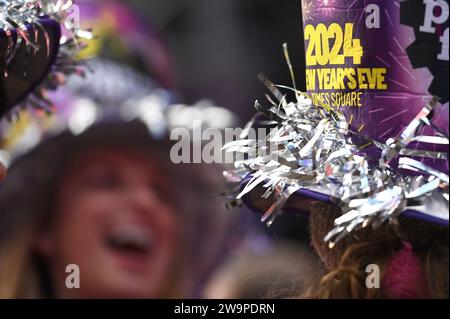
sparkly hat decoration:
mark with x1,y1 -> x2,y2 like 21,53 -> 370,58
223,0 -> 449,248
0,58 -> 236,166
0,0 -> 91,119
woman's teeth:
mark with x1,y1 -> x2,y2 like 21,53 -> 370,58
107,225 -> 152,253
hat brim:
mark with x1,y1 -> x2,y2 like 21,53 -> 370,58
0,18 -> 61,116
240,177 -> 449,227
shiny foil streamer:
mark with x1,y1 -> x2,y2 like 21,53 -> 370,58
223,49 -> 449,248
1,0 -> 92,117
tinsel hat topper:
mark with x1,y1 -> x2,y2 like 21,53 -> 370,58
0,0 -> 90,119
223,0 -> 449,247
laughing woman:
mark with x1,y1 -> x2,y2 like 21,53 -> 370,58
0,60 -> 238,299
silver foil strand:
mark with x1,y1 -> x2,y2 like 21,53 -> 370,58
1,0 -> 92,116
223,70 -> 449,248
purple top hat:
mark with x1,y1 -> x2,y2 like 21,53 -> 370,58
223,0 -> 449,247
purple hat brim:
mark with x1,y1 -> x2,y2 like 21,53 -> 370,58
0,18 -> 61,116
240,177 -> 449,227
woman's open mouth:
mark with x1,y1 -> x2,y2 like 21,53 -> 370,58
105,224 -> 155,272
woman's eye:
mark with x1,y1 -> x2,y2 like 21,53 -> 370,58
86,170 -> 121,190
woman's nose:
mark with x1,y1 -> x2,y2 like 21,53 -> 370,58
125,182 -> 162,211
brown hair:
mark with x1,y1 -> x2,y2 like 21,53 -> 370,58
303,202 -> 449,299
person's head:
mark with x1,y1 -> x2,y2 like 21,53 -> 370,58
305,201 -> 449,299
36,145 -> 179,299
244,191 -> 449,298
0,122 -> 233,298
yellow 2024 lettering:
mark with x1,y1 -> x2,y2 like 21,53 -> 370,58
305,23 -> 363,66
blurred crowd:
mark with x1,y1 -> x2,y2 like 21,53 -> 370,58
0,0 -> 316,299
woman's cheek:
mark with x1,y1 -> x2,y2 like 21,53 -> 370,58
53,191 -> 115,249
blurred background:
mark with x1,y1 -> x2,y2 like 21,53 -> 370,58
126,0 -> 307,122
0,0 -> 315,299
